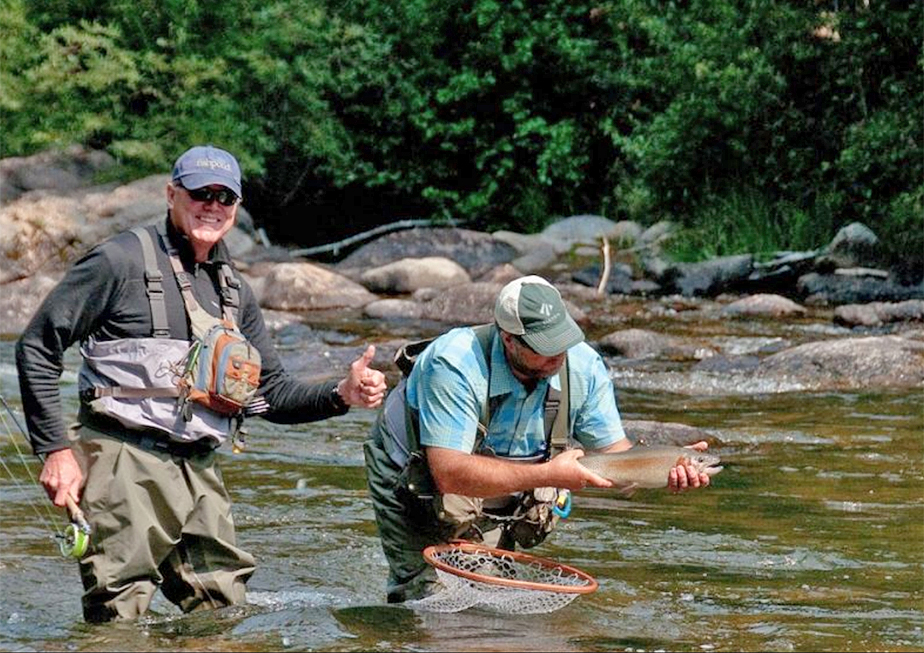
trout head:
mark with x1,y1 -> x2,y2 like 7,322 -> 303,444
680,451 -> 723,477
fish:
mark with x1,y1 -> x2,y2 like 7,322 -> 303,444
578,445 -> 723,492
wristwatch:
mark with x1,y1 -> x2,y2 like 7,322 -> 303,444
330,382 -> 349,411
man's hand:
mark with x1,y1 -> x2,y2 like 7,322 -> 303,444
668,440 -> 711,492
547,448 -> 614,491
40,448 -> 83,507
337,345 -> 387,409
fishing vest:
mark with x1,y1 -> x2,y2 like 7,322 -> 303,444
77,224 -> 252,444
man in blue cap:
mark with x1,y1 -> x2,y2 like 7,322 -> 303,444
16,145 -> 388,622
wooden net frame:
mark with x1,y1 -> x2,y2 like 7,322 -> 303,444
407,541 -> 598,614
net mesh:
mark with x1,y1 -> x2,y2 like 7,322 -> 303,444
407,542 -> 597,614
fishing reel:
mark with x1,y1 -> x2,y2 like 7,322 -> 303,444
57,496 -> 91,559
59,522 -> 91,558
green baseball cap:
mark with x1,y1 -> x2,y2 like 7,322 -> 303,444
494,275 -> 584,356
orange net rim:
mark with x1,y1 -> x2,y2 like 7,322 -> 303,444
422,542 -> 599,595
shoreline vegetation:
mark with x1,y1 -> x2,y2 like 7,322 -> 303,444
1,1 -> 920,279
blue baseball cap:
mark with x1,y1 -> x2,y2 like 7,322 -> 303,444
171,145 -> 242,198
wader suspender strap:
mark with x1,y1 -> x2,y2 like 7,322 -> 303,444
217,265 -> 241,324
131,227 -> 170,338
131,225 -> 241,331
154,224 -> 239,327
546,355 -> 571,458
471,324 -> 497,451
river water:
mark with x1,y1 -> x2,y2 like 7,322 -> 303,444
1,311 -> 922,652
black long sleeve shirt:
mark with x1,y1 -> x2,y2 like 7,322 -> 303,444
16,216 -> 347,455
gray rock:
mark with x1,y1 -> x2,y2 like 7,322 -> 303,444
572,262 -> 635,295
721,294 -> 807,318
833,300 -> 924,327
623,419 -> 722,447
798,272 -> 924,305
360,257 -> 470,294
540,215 -> 622,250
818,222 -> 880,269
260,263 -> 377,311
672,254 -> 754,297
636,220 -> 677,251
596,328 -> 710,360
335,227 -> 516,279
0,145 -> 116,202
364,298 -> 425,320
757,335 -> 924,390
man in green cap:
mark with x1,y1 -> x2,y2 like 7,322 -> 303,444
363,275 -> 711,603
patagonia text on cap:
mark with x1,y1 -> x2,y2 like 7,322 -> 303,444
172,145 -> 242,198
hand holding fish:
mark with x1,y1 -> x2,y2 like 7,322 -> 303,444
547,448 -> 615,491
667,440 -> 712,493
578,442 -> 722,496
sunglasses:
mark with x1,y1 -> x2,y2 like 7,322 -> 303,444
179,185 -> 239,207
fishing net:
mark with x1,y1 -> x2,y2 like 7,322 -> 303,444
407,541 -> 598,614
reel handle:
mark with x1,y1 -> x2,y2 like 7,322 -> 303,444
64,494 -> 90,532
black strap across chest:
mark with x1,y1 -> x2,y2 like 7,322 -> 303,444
131,225 -> 241,337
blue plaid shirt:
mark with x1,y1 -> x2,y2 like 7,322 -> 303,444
406,326 -> 625,458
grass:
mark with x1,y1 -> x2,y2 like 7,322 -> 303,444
664,189 -> 833,263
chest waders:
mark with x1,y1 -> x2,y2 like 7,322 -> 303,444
393,324 -> 572,548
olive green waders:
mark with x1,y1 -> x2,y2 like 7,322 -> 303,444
73,425 -> 255,622
364,413 -> 512,603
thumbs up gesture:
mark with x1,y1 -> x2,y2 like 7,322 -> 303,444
336,345 -> 387,409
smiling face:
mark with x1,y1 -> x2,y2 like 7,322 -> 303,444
167,181 -> 239,262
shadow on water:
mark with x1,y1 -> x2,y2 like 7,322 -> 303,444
2,335 -> 923,652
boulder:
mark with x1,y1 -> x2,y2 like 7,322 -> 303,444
833,300 -> 924,327
335,227 -> 516,279
260,263 -> 377,310
360,257 -> 470,294
756,335 -> 924,390
720,294 -> 807,318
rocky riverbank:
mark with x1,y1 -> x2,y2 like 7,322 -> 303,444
2,146 -> 922,396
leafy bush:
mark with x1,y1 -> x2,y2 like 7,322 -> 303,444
1,0 -> 919,273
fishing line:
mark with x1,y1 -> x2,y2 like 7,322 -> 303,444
0,396 -> 62,530
0,394 -> 87,556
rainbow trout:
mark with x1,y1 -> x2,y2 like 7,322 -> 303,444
579,445 -> 722,491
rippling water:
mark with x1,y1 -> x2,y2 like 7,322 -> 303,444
1,333 -> 922,652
